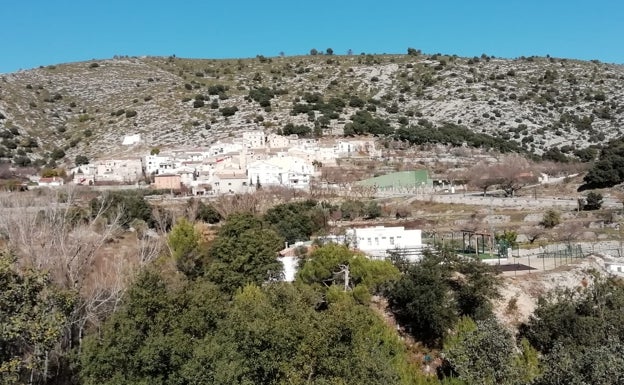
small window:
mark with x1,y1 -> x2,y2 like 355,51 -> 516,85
367,238 -> 372,245
389,237 -> 395,245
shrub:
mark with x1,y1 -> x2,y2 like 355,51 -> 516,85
75,155 -> 89,166
193,99 -> 205,108
220,106 -> 238,117
125,110 -> 137,118
50,148 -> 66,160
583,191 -> 603,210
541,209 -> 561,228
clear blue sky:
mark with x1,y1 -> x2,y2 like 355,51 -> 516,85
3,0 -> 623,73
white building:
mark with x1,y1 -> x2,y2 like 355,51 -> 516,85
604,257 -> 624,276
95,158 -> 143,183
246,156 -> 314,189
211,171 -> 251,195
335,139 -> 379,157
247,160 -> 283,186
144,154 -> 174,175
242,130 -> 266,149
208,140 -> 243,157
122,134 -> 141,146
345,226 -> 422,262
267,133 -> 293,148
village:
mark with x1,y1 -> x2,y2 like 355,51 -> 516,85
57,130 -> 385,195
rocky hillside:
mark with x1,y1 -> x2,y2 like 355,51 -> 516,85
0,53 -> 623,166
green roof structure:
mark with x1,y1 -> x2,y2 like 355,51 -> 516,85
355,170 -> 432,189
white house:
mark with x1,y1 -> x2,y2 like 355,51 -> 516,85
95,158 -> 143,183
242,130 -> 266,149
345,226 -> 423,262
604,257 -> 624,276
247,160 -> 283,186
173,166 -> 197,186
38,177 -> 65,188
267,133 -> 293,148
208,140 -> 243,156
211,171 -> 251,195
144,154 -> 174,175
335,139 -> 379,157
122,134 -> 142,146
266,156 -> 314,189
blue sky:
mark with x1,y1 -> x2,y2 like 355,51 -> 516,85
3,0 -> 622,73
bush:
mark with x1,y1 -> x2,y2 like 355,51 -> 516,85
541,209 -> 561,228
125,110 -> 137,118
281,123 -> 312,137
193,99 -> 205,108
75,155 -> 89,166
219,106 -> 238,117
50,148 -> 66,160
583,191 -> 603,210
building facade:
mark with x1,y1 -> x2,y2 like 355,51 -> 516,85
345,226 -> 422,261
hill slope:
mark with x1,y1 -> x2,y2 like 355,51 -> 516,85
0,53 -> 623,166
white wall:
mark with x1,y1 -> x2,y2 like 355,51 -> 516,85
278,256 -> 299,282
346,226 -> 422,261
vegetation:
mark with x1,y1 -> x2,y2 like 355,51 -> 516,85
385,248 -> 501,346
89,190 -> 155,228
582,137 -> 624,189
519,275 -> 624,385
582,191 -> 603,210
541,209 -> 561,228
263,200 -> 326,244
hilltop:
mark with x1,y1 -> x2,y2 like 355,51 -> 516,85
0,52 -> 623,166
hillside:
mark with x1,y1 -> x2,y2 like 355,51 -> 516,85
0,52 -> 623,166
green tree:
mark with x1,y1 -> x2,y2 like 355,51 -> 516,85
263,200 -> 326,244
340,199 -> 365,220
168,218 -> 205,277
80,270 -> 227,385
0,250 -> 76,385
442,317 -> 538,385
90,191 -> 154,228
583,137 -> 624,188
206,213 -> 284,291
297,244 -> 399,303
385,248 -> 500,346
363,201 -> 382,219
197,201 -> 222,224
75,154 -> 89,166
583,191 -> 603,210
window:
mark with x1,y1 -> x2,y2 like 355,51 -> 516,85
375,237 -> 379,246
367,238 -> 372,246
389,237 -> 395,245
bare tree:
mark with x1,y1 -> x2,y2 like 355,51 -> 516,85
0,187 -> 121,289
465,161 -> 503,196
213,193 -> 259,217
495,154 -> 537,197
523,226 -> 545,244
557,221 -> 585,244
